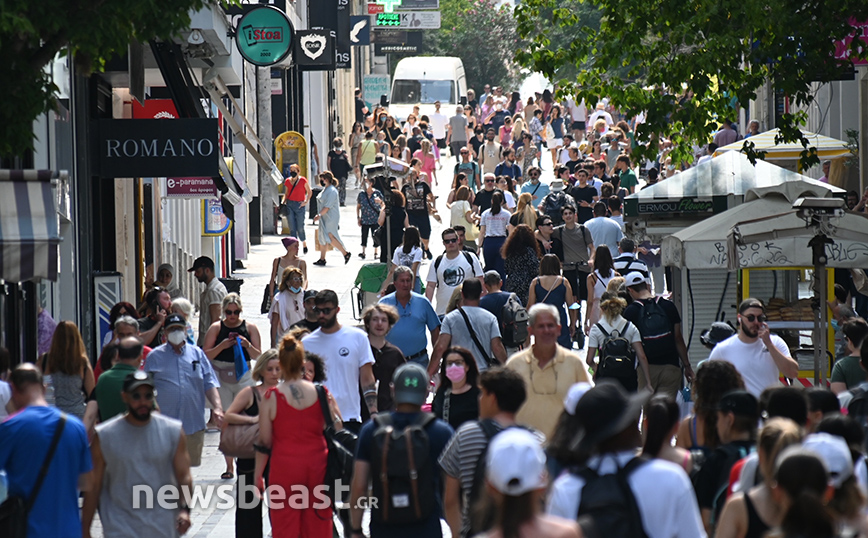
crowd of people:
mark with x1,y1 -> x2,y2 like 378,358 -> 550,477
4,83 -> 868,538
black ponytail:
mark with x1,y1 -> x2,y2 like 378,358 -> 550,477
641,395 -> 679,457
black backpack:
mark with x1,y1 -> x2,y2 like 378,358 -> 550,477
632,297 -> 675,360
330,150 -> 352,179
369,413 -> 437,525
499,293 -> 529,348
595,321 -> 637,380
434,251 -> 476,285
574,456 -> 649,538
847,387 -> 868,453
543,192 -> 568,225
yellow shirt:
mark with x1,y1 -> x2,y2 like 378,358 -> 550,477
505,345 -> 591,440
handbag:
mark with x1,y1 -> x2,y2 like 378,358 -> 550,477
458,307 -> 496,367
316,384 -> 357,502
219,389 -> 260,459
0,414 -> 66,538
260,284 -> 272,314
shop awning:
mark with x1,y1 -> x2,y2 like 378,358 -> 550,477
713,129 -> 851,160
0,170 -> 63,282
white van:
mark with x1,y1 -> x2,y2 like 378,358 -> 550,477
388,56 -> 467,123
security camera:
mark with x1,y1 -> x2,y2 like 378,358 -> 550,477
793,197 -> 845,220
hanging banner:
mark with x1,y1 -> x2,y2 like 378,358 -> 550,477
294,30 -> 337,70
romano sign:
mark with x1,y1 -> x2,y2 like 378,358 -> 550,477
94,119 -> 219,178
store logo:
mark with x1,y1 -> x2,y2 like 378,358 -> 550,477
243,26 -> 285,46
300,34 -> 326,60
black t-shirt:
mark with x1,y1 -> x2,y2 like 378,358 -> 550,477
432,385 -> 481,430
408,134 -> 423,155
290,318 -> 320,332
469,136 -> 484,156
622,296 -> 682,366
569,184 -> 597,223
402,181 -> 432,215
137,317 -> 163,348
355,97 -> 368,123
328,149 -> 352,179
371,342 -> 406,412
565,159 -> 582,174
474,188 -> 501,213
694,440 -> 755,515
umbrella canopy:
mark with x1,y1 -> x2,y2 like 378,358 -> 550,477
713,129 -> 850,160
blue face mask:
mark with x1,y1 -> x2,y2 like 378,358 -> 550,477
831,319 -> 840,331
289,286 -> 302,294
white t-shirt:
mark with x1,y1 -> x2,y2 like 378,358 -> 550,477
480,209 -> 510,237
301,326 -> 375,421
430,112 -> 449,139
588,317 -> 642,366
426,251 -> 484,316
547,451 -> 706,538
0,380 -> 10,420
708,333 -> 790,397
566,98 -> 587,122
392,246 -> 424,276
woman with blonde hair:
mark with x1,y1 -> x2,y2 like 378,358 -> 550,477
509,192 -> 538,233
313,171 -> 351,266
450,185 -> 479,246
413,138 -> 438,186
224,349 -> 281,537
269,267 -> 305,348
585,290 -> 652,392
255,335 -> 342,537
42,321 -> 95,418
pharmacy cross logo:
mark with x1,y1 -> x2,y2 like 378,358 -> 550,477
300,34 -> 326,60
376,0 -> 404,12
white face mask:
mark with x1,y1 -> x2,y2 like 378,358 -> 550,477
167,330 -> 186,346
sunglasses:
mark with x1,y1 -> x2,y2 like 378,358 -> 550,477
314,307 -> 335,316
742,314 -> 767,323
540,222 -> 553,226
485,179 -> 495,183
224,309 -> 241,316
131,391 -> 155,401
443,238 -> 458,244
446,359 -> 465,367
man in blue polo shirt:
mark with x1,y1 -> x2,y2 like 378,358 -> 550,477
380,266 -> 441,366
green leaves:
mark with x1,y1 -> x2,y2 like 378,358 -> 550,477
515,0 -> 868,169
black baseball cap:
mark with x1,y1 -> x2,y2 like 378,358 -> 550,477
123,370 -> 155,393
393,363 -> 429,406
303,289 -> 319,302
164,314 -> 186,330
716,390 -> 759,418
188,256 -> 214,272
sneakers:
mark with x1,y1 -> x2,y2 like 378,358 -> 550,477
358,253 -> 366,259
313,259 -> 326,266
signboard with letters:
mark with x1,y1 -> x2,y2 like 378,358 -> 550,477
393,0 -> 440,9
234,6 -> 294,66
166,177 -> 218,198
368,3 -> 384,13
294,30 -> 336,70
363,75 -> 391,111
94,119 -> 219,178
375,44 -> 418,54
834,18 -> 868,66
372,29 -> 408,43
374,11 -> 440,29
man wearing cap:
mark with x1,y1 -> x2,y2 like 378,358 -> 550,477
290,289 -> 321,332
82,371 -> 192,537
0,364 -> 93,538
189,255 -> 227,347
708,298 -> 798,397
548,381 -> 705,537
145,314 -> 223,467
350,363 -> 454,538
439,367 -> 541,537
506,304 -> 591,439
692,389 -> 758,533
379,266 -> 441,367
622,271 -> 694,398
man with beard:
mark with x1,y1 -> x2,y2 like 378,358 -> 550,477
82,370 -> 193,538
708,298 -> 798,397
301,290 -> 378,434
188,256 -> 226,346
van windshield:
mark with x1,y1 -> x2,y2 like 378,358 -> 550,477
391,80 -> 455,104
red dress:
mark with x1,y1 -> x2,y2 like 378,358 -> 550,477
267,387 -> 331,537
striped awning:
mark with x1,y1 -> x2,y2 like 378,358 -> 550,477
0,170 -> 63,282
713,129 -> 851,160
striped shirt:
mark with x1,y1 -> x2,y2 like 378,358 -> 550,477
144,343 -> 220,434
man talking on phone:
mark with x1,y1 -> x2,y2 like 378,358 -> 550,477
708,298 -> 799,397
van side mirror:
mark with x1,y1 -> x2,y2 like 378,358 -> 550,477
460,96 -> 467,105
380,95 -> 389,107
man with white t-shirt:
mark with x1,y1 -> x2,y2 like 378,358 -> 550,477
547,381 -> 706,538
430,101 -> 449,154
566,97 -> 587,143
301,290 -> 377,434
426,228 -> 485,317
708,298 -> 799,397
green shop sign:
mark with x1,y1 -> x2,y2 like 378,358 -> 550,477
637,198 -> 714,214
235,6 -> 294,66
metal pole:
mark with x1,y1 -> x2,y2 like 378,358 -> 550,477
818,263 -> 828,387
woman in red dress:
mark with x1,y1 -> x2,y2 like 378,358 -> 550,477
254,334 -> 341,537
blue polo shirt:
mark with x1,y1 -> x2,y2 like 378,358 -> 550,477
521,180 -> 550,204
379,291 -> 440,357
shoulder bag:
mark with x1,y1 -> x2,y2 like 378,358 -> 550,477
261,257 -> 282,314
316,384 -> 357,502
458,307 -> 496,368
218,389 -> 260,459
0,414 -> 67,538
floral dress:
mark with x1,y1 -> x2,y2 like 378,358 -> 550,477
504,246 -> 540,306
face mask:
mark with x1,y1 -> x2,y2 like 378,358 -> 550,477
290,171 -> 298,177
831,319 -> 840,331
167,330 -> 186,346
380,115 -> 387,121
289,286 -> 302,294
445,364 -> 466,383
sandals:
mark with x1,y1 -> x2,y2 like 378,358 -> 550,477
344,252 -> 352,264
221,471 -> 234,480
358,253 -> 366,259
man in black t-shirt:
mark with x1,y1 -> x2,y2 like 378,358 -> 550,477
568,168 -> 598,224
622,272 -> 694,398
472,174 -> 502,214
564,146 -> 582,174
354,88 -> 369,124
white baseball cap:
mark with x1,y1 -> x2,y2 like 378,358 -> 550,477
802,433 -> 853,488
486,429 -> 546,496
624,271 -> 646,287
564,382 -> 594,415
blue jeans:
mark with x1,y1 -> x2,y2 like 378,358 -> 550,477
286,201 -> 306,241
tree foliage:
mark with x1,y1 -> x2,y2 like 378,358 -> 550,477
0,0 -> 212,157
515,0 -> 868,168
424,0 -> 521,93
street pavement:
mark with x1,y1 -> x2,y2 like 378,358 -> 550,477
88,149 -> 564,537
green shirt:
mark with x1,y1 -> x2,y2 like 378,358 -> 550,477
831,355 -> 867,389
95,363 -> 138,421
619,169 -> 638,191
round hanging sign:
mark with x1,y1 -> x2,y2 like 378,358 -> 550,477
234,6 -> 294,66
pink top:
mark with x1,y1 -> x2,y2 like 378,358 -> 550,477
413,149 -> 436,177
